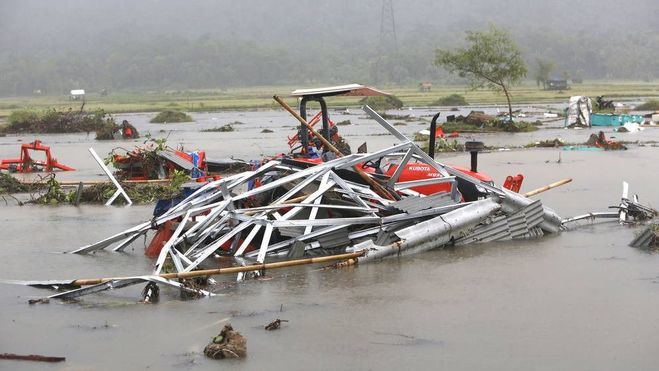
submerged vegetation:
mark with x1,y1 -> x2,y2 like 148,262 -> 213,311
0,108 -> 115,136
636,99 -> 659,111
0,173 -> 27,194
202,124 -> 235,132
359,95 -> 404,112
441,120 -> 538,133
433,94 -> 468,106
150,110 -> 193,123
419,138 -> 465,153
31,171 -> 188,205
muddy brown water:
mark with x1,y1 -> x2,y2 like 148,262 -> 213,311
1,107 -> 658,370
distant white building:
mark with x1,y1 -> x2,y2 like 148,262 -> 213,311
70,89 -> 85,100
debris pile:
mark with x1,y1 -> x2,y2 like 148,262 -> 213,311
265,319 -> 288,331
584,131 -> 626,150
202,124 -> 234,132
29,173 -> 188,205
565,96 -> 592,128
18,106 -> 572,301
108,138 -> 208,180
96,120 -> 140,140
204,324 -> 247,359
443,111 -> 537,133
527,138 -> 565,148
630,224 -> 659,250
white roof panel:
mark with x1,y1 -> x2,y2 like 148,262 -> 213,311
291,84 -> 389,98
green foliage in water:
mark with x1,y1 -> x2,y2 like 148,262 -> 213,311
419,138 -> 465,153
433,94 -> 468,106
202,124 -> 234,132
359,95 -> 404,112
31,171 -> 189,205
636,99 -> 659,111
150,110 -> 193,123
2,108 -> 114,134
0,173 -> 27,194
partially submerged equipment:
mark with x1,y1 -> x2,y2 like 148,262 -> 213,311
0,140 -> 74,173
290,84 -> 389,154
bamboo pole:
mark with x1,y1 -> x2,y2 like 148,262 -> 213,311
20,179 -> 172,187
273,95 -> 395,200
69,250 -> 365,286
524,178 -> 572,197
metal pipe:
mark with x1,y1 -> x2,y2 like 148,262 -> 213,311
464,141 -> 484,173
428,112 -> 440,158
349,198 -> 501,263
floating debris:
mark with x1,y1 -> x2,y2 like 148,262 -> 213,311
264,319 -> 288,331
204,324 -> 247,359
584,131 -> 626,150
630,224 -> 659,250
0,353 -> 65,363
527,138 -> 565,148
108,138 -> 206,180
96,120 -> 140,140
202,124 -> 234,132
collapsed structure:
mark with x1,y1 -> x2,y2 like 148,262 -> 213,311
8,94 -> 655,302
12,105 -> 568,301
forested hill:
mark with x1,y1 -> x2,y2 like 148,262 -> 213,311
0,0 -> 657,96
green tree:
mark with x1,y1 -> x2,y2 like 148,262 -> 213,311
534,58 -> 555,89
434,25 -> 527,121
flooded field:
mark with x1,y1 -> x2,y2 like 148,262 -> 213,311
1,106 -> 658,370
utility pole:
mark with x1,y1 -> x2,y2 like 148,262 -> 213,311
379,0 -> 398,52
373,0 -> 398,84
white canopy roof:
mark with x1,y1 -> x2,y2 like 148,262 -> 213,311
291,84 -> 389,98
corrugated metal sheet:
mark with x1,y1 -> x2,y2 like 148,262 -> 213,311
629,227 -> 657,249
456,200 -> 545,245
158,151 -> 194,171
386,192 -> 455,214
279,226 -> 305,237
317,228 -> 350,249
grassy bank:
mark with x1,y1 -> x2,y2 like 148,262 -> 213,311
0,81 -> 657,118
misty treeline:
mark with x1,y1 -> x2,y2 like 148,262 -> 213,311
0,0 -> 656,96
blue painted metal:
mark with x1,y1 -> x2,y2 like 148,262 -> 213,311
591,113 -> 643,126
